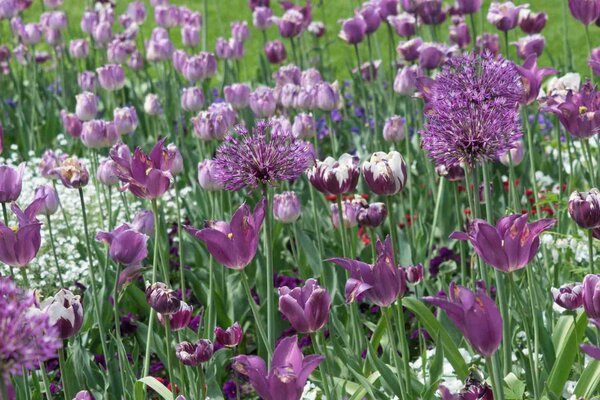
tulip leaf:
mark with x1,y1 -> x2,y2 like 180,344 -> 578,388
574,359 -> 600,398
547,312 -> 587,395
504,372 -> 526,400
136,377 -> 172,400
296,228 -> 323,276
346,372 -> 382,400
365,340 -> 404,396
403,298 -> 468,379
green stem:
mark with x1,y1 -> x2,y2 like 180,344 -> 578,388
394,300 -> 412,398
585,25 -> 595,84
525,267 -> 541,397
46,215 -> 65,288
453,184 -> 468,285
486,356 -> 505,400
427,178 -> 445,255
240,270 -> 270,358
383,308 -> 407,398
59,346 -> 71,399
198,365 -> 206,400
262,185 -> 275,359
113,262 -> 127,392
385,195 -> 399,260
311,332 -> 333,400
589,229 -> 595,274
174,178 -> 186,301
164,320 -> 176,400
336,195 -> 349,258
39,362 -> 52,400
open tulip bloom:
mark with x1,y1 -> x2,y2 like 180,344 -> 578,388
0,197 -> 45,268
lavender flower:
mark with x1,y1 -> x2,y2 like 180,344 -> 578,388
213,121 -> 313,191
421,52 -> 522,168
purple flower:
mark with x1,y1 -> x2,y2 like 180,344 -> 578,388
424,282 -> 502,357
96,223 -> 149,266
357,202 -> 387,228
487,1 -> 524,31
339,15 -> 367,44
568,189 -> 600,228
113,106 -> 138,135
499,139 -> 525,166
33,184 -> 59,216
581,343 -> 600,360
515,55 -> 557,105
292,113 -> 316,139
131,209 -> 154,236
397,37 -> 423,62
393,65 -> 422,95
249,87 -> 276,118
589,47 -> 600,76
513,34 -> 545,60
176,339 -> 213,366
416,0 -> 446,25
307,154 -> 360,195
232,335 -> 324,400
273,191 -> 301,223
40,289 -> 83,339
253,6 -> 273,30
406,264 -> 424,284
279,279 -> 331,333
214,322 -> 243,347
81,120 -> 120,149
438,369 -> 494,399
330,197 -> 363,229
197,160 -> 223,191
224,83 -> 251,109
582,274 -> 600,320
146,282 -> 181,315
109,139 -> 174,199
212,121 -> 313,191
357,2 -> 381,34
421,52 -> 522,168
568,0 -> 600,25
387,13 -> 416,37
450,214 -> 555,273
185,200 -> 265,270
0,162 -> 24,203
143,94 -> 162,116
551,283 -> 583,310
519,10 -> 547,34
418,42 -> 449,70
362,151 -> 408,196
449,18 -> 471,49
457,0 -> 482,13
158,301 -> 193,331
0,198 -> 46,267
96,64 -> 125,91
73,390 -> 95,400
0,277 -> 61,389
181,86 -> 205,112
328,236 -> 407,307
277,8 -> 305,38
264,40 -> 287,64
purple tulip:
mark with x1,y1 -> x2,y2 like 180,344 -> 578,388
499,139 -> 525,166
73,390 -> 94,400
154,4 -> 181,28
589,47 -> 600,76
249,87 -> 277,117
113,106 -> 138,135
330,198 -> 363,229
416,0 -> 446,25
357,202 -> 388,228
328,236 -> 407,307
339,16 -> 367,44
307,154 -> 360,195
438,370 -> 494,399
519,10 -> 547,33
109,139 -> 174,199
60,111 -> 83,139
551,283 -> 583,310
181,87 -> 205,112
513,34 -> 545,60
487,1 -> 524,31
77,71 -> 97,92
362,151 -> 408,195
146,282 -> 181,315
449,18 -> 471,49
127,1 -> 146,23
279,279 -> 331,333
515,55 -> 557,105
197,160 -> 224,191
96,64 -> 125,91
568,189 -> 600,228
192,103 -> 237,140
96,223 -> 148,266
398,38 -> 424,62
582,274 -> 600,320
424,282 -> 502,357
394,65 -> 422,95
233,335 -> 324,400
450,214 -> 555,273
75,92 -> 97,122
418,42 -> 448,70
96,158 -> 119,187
41,289 -> 83,339
308,21 -> 326,37
158,301 -> 192,331
541,81 -> 600,139
383,116 -> 405,142
34,184 -> 59,216
182,25 -> 200,48
273,191 -> 301,224
253,6 -> 273,30
0,163 -> 25,203
568,0 -> 600,25
388,13 -> 416,37
457,0 -> 482,13
377,0 -> 399,19
224,84 -> 251,109
0,197 -> 45,267
406,264 -> 423,284
184,199 -> 266,270
476,33 -> 501,56
69,39 -> 89,59
176,339 -> 214,366
277,9 -> 305,38
264,40 -> 287,64
315,82 -> 340,111
53,157 -> 89,189
131,209 -> 154,236
357,2 -> 382,34
92,21 -> 112,45
214,322 -> 243,347
292,113 -> 316,139
81,120 -> 119,149
39,150 -> 65,179
581,343 -> 600,360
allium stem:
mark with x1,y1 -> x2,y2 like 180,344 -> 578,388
427,178 -> 445,256
262,185 -> 275,360
240,269 -> 270,358
78,188 -> 112,382
453,184 -> 468,285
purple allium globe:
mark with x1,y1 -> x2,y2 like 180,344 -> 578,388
421,52 -> 523,168
213,120 -> 314,191
0,277 -> 62,384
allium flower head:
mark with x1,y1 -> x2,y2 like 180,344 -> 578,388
213,120 -> 313,191
0,277 -> 62,379
421,52 -> 523,168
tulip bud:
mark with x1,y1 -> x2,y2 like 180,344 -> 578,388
362,151 -> 407,196
406,264 -> 423,284
180,87 -> 205,112
418,42 -> 447,70
583,274 -> 600,320
69,38 -> 89,59
249,86 -> 276,117
146,282 -> 181,315
198,160 -> 223,191
34,184 -> 59,216
357,202 -> 387,227
75,92 -> 97,121
41,289 -> 84,339
315,82 -> 340,111
264,40 -> 287,64
499,140 -> 525,166
273,191 -> 301,224
0,163 -> 24,203
278,279 -> 331,333
166,143 -> 184,175
182,25 -> 200,48
96,64 -> 125,91
568,189 -> 600,229
113,106 -> 138,135
128,51 -> 144,71
382,116 -> 405,142
330,199 -> 363,229
436,163 -> 465,181
176,339 -> 214,366
96,158 -> 119,186
81,120 -> 119,149
144,94 -> 163,116
393,65 -> 421,95
53,157 -> 89,189
60,111 -> 83,138
158,301 -> 193,331
73,390 -> 94,400
78,71 -> 97,92
253,6 -> 273,30
388,13 -> 416,37
292,113 -> 316,139
131,209 -> 154,236
339,15 -> 367,44
308,21 -> 326,37
513,34 -> 545,60
551,283 -> 583,310
519,10 -> 547,34
308,154 -> 360,195
214,322 -> 243,347
476,33 -> 500,56
224,83 -> 251,109
397,37 -> 423,62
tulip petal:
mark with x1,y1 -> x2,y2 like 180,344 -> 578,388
581,343 -> 600,360
279,294 -> 310,333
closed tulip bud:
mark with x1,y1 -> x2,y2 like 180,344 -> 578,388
0,163 -> 24,203
146,282 -> 181,315
166,143 -> 184,175
308,154 -> 360,195
231,21 -> 249,41
569,189 -> 600,229
331,198 -> 363,229
583,274 -> 600,320
172,49 -> 188,72
393,65 -> 421,95
589,48 -> 600,77
487,1 -> 524,31
551,283 -> 583,310
131,209 -> 154,236
73,390 -> 94,400
518,9 -> 547,34
146,37 -> 174,62
279,279 -> 331,333
75,92 -> 97,121
418,42 -> 447,70
80,10 -> 98,34
127,1 -> 146,23
513,34 -> 545,60
253,6 -> 272,29
457,0 -> 482,13
277,9 -> 304,38
97,223 -> 149,266
176,339 -> 214,366
387,13 -> 416,37
224,84 -> 251,109
96,64 -> 125,91
308,21 -> 326,37
20,23 -> 41,44
78,71 -> 97,92
383,116 -> 405,142
339,15 -> 367,44
69,39 -> 89,59
359,202 -> 388,228
34,184 -> 59,216
197,160 -> 223,191
499,140 -> 525,166
273,191 -> 301,223
363,151 -> 407,196
292,113 -> 316,139
357,2 -> 382,34
397,37 -> 423,62
406,263 -> 423,284
96,158 -> 119,186
315,81 -> 340,111
182,25 -> 200,48
128,51 -> 144,71
113,106 -> 138,135
214,322 -> 243,347
41,289 -> 83,339
449,19 -> 471,48
144,94 -> 163,116
92,21 -> 113,45
436,163 -> 465,181
180,87 -> 205,112
476,33 -> 501,56
568,0 -> 600,25
158,301 -> 192,331
81,120 -> 119,149
60,111 -> 83,138
155,5 -> 181,28
264,40 -> 287,64
249,86 -> 276,117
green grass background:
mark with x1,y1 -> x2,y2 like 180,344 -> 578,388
23,0 -> 600,81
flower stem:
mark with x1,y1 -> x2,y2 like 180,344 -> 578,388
336,195 -> 349,258
589,229 -> 595,274
452,184 -> 468,285
385,195 -> 399,260
78,188 -> 112,381
240,269 -> 270,358
39,362 -> 52,400
261,185 -> 275,360
1,202 -> 14,278
198,365 -> 206,400
174,178 -> 186,302
59,346 -> 71,399
427,178 -> 445,255
164,320 -> 176,400
382,308 -> 406,398
113,262 -> 127,392
585,24 -> 595,84
393,300 -> 412,398
46,215 -> 65,288
311,332 -> 333,400
486,356 -> 504,400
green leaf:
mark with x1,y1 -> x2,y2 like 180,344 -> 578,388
365,341 -> 403,396
296,229 -> 323,277
403,298 -> 469,379
504,372 -> 526,400
574,359 -> 600,398
136,377 -> 173,400
547,312 -> 587,395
